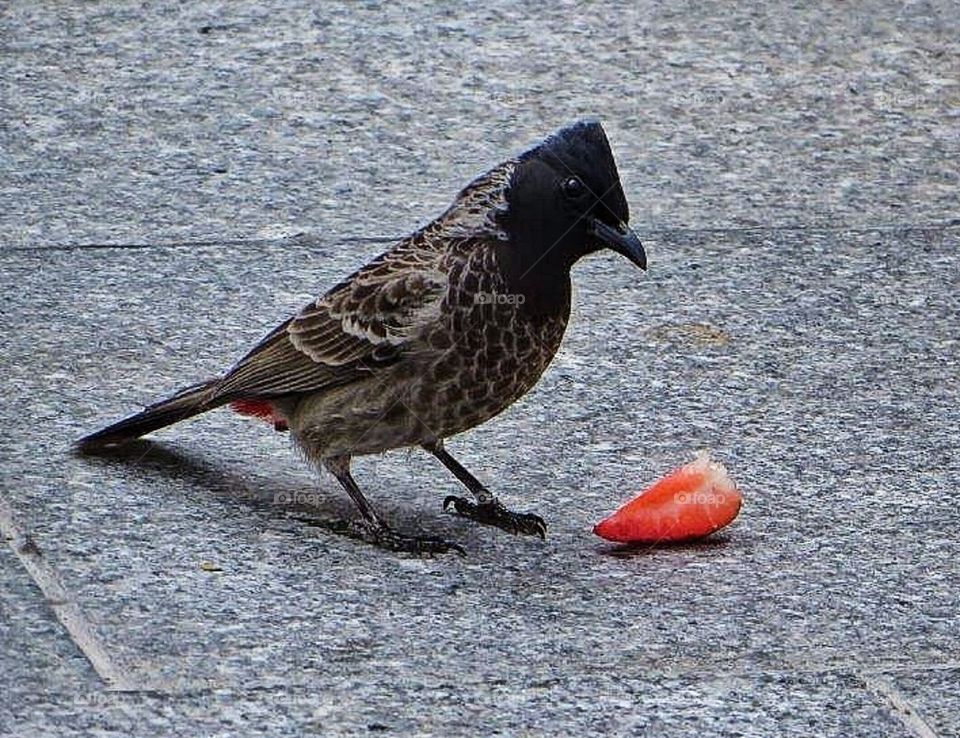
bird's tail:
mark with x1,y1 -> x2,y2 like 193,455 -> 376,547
75,379 -> 224,452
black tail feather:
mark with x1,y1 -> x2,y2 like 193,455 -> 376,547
75,380 -> 223,452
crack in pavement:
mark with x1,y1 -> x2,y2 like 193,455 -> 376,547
858,671 -> 941,738
2,221 -> 956,253
0,492 -> 139,692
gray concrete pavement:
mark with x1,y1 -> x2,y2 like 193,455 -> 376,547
2,2 -> 958,736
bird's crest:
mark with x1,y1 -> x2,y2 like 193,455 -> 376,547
430,119 -> 622,246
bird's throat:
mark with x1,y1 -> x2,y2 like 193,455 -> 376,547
496,245 -> 573,319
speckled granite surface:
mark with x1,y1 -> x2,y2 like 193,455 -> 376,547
2,2 -> 958,736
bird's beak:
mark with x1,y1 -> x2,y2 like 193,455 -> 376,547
588,218 -> 647,270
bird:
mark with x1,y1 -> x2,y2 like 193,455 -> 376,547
76,119 -> 647,555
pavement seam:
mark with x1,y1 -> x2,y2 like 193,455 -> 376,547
3,220 -> 957,253
2,234 -> 394,253
857,671 -> 941,738
0,493 -> 138,692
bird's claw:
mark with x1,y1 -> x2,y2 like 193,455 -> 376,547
443,496 -> 547,539
347,519 -> 466,557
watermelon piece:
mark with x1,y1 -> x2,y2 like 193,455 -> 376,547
594,451 -> 742,544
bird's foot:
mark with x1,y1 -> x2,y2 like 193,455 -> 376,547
443,496 -> 547,539
347,519 -> 466,557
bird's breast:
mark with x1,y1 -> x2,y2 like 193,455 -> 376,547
403,274 -> 570,437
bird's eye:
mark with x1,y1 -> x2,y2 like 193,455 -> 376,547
560,176 -> 586,199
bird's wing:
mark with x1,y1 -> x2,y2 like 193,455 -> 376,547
212,248 -> 449,400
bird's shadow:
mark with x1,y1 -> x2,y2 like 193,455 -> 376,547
73,440 -> 355,528
72,440 -> 464,545
595,534 -> 735,558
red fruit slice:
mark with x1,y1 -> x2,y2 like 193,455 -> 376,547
593,451 -> 742,543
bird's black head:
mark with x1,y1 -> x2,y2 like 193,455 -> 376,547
503,120 -> 646,279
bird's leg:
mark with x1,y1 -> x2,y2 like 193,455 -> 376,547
424,442 -> 547,539
323,456 -> 464,556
